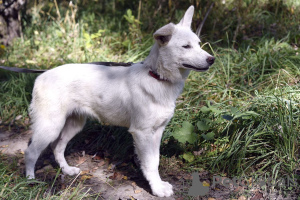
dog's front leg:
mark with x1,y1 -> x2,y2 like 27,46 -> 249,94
130,126 -> 173,197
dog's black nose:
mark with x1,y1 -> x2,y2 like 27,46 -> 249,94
206,56 -> 215,65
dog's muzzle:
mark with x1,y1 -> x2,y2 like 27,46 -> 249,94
206,56 -> 215,65
182,56 -> 215,71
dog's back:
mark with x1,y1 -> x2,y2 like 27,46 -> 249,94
31,64 -> 132,127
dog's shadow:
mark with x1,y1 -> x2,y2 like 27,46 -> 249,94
34,120 -> 152,194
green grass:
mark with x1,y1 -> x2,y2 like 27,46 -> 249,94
0,154 -> 99,199
0,0 -> 300,198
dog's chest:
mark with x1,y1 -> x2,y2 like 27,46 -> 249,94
91,91 -> 176,130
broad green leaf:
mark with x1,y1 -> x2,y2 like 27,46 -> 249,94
209,107 -> 222,114
203,118 -> 212,123
197,121 -> 210,131
201,132 -> 215,141
55,30 -> 63,37
172,121 -> 197,144
200,106 -> 211,113
182,152 -> 195,162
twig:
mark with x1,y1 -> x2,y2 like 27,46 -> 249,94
232,0 -> 242,48
137,0 -> 141,21
232,16 -> 241,48
196,2 -> 214,37
53,0 -> 61,20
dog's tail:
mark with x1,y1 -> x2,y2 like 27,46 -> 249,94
0,66 -> 46,73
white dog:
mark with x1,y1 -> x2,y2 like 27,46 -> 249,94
25,6 -> 215,197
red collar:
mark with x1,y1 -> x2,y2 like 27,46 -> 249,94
148,70 -> 168,82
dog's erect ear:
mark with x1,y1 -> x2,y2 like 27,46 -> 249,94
153,23 -> 175,46
178,6 -> 194,27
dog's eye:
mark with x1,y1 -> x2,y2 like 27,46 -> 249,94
182,45 -> 191,49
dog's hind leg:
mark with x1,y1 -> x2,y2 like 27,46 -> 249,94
52,114 -> 86,176
130,125 -> 174,197
25,117 -> 66,179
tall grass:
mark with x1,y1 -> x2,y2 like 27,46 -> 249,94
0,73 -> 37,125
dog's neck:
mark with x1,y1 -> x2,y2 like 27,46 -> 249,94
143,43 -> 190,83
148,70 -> 169,81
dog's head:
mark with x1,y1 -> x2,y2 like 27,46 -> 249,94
151,6 -> 215,82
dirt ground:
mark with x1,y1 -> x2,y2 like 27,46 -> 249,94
0,128 -> 298,200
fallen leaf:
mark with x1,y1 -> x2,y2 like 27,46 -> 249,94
234,186 -> 244,193
98,160 -> 106,167
109,172 -> 124,180
108,163 -> 116,170
92,155 -> 102,161
92,167 -> 99,172
16,150 -> 24,155
80,175 -> 92,181
203,181 -> 210,187
250,191 -> 263,200
238,196 -> 246,200
183,174 -> 192,180
77,157 -> 87,165
131,182 -> 137,187
193,149 -> 204,156
80,170 -> 90,175
134,189 -> 142,194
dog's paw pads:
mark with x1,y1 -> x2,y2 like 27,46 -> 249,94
151,181 -> 174,197
62,166 -> 81,176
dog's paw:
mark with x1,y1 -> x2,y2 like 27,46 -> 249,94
62,166 -> 81,176
151,181 -> 174,197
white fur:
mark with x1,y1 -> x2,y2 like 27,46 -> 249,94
25,6 -> 214,197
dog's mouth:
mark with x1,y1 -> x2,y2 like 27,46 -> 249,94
182,64 -> 209,71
